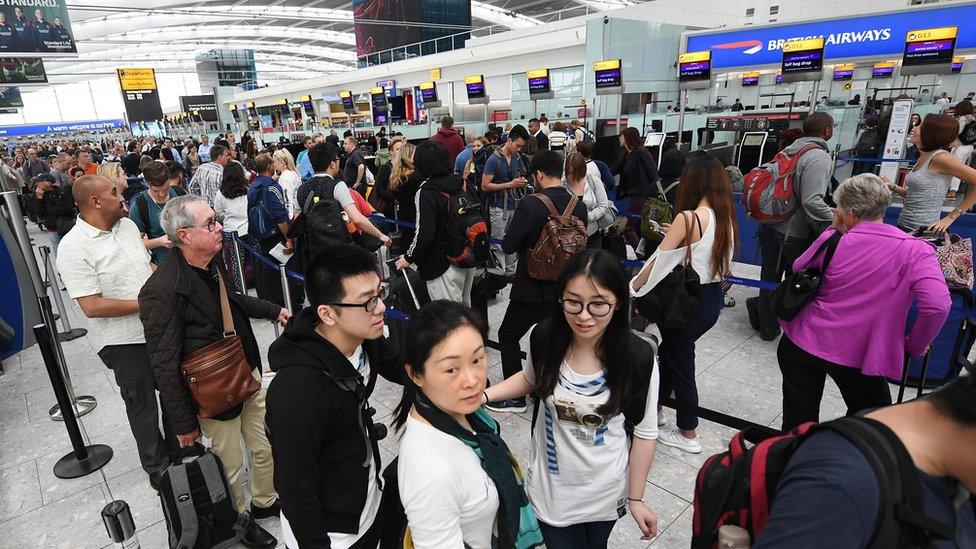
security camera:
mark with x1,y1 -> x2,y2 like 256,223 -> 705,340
603,15 -> 609,24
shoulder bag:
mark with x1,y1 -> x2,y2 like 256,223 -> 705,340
180,274 -> 261,418
768,231 -> 842,322
633,211 -> 702,330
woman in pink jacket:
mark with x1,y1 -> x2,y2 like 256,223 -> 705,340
778,173 -> 951,430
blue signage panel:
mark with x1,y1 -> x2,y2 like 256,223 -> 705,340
687,3 -> 976,69
0,118 -> 126,137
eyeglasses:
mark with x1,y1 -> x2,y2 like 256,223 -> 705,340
182,217 -> 219,232
326,284 -> 389,314
559,298 -> 615,317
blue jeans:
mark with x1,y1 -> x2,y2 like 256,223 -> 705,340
756,225 -> 812,337
658,282 -> 725,431
539,519 -> 617,549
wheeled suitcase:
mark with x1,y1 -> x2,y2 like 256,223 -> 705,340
896,348 -> 933,403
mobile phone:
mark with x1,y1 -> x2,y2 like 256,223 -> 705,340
646,219 -> 667,234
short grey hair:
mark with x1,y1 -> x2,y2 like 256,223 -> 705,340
833,173 -> 890,221
160,195 -> 206,244
464,129 -> 477,145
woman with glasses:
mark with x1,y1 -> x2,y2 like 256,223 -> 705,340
140,195 -> 290,548
485,249 -> 661,548
630,151 -> 737,454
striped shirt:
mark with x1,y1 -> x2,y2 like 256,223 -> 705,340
548,131 -> 568,150
188,161 -> 224,206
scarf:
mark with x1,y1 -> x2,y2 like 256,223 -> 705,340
414,392 -> 543,549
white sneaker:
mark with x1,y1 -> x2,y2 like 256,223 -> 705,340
657,408 -> 667,427
658,428 -> 702,454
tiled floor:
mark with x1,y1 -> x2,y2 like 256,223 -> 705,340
0,231 -> 889,549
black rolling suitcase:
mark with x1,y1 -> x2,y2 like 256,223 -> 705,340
896,348 -> 933,403
379,247 -> 429,350
158,451 -> 245,549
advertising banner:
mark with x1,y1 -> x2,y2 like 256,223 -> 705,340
0,85 -> 21,107
179,94 -> 217,122
0,118 -> 126,137
353,0 -> 419,58
0,57 -> 43,84
0,0 -> 77,55
879,99 -> 913,182
116,68 -> 163,123
686,3 -> 976,69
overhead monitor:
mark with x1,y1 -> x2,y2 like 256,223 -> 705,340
833,64 -> 855,81
527,69 -> 553,99
376,79 -> 396,98
246,101 -> 257,118
678,51 -> 711,89
594,59 -> 622,94
339,90 -> 355,113
301,94 -> 315,118
741,72 -> 760,86
418,81 -> 440,108
371,87 -> 388,125
952,56 -> 964,73
781,38 -> 824,83
277,98 -> 289,116
465,74 -> 488,104
902,26 -> 957,75
873,62 -> 895,78
775,73 -> 783,84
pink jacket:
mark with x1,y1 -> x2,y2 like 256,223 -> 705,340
780,223 -> 951,379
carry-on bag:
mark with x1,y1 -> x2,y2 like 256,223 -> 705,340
158,451 -> 245,549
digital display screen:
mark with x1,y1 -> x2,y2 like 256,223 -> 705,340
340,91 -> 355,111
419,82 -> 438,103
952,60 -> 964,73
776,74 -> 783,84
527,69 -> 551,95
833,67 -> 854,80
303,100 -> 314,117
742,75 -> 759,86
246,103 -> 257,117
278,103 -> 290,116
873,64 -> 894,78
903,27 -> 957,67
371,91 -> 388,109
594,59 -> 622,89
783,49 -> 823,74
742,134 -> 766,147
465,75 -> 486,100
678,51 -> 711,82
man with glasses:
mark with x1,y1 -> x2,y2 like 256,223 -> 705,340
129,161 -> 176,265
489,150 -> 588,413
57,175 -> 174,490
20,147 -> 50,182
140,195 -> 289,548
188,143 -> 230,206
266,243 -> 404,549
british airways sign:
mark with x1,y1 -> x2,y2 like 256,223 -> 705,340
686,4 -> 976,69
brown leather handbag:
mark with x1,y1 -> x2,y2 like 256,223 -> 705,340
180,274 -> 260,418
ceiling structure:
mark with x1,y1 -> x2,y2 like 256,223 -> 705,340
47,0 -> 638,86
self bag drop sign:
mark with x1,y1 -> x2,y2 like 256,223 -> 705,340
686,3 -> 976,69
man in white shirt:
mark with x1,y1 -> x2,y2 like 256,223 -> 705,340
56,175 -> 172,488
163,137 -> 183,165
198,134 -> 212,163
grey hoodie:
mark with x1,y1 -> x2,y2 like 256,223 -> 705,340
769,136 -> 834,239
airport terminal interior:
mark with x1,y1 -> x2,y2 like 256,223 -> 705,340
2,0 -> 976,547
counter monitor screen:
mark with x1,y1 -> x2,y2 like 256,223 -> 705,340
371,87 -> 387,109
952,57 -> 964,73
781,38 -> 824,76
775,74 -> 783,84
741,72 -> 760,86
873,63 -> 895,78
742,134 -> 766,147
246,102 -> 257,117
594,59 -> 622,90
678,51 -> 711,82
419,82 -> 438,103
527,69 -> 551,95
465,75 -> 486,100
339,91 -> 355,112
903,27 -> 957,67
301,95 -> 314,118
833,65 -> 854,81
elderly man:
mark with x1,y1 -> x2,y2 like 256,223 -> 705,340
21,147 -> 50,181
198,134 -> 212,163
187,143 -> 229,206
56,175 -> 173,488
140,195 -> 288,548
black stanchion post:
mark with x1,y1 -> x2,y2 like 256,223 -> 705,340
33,322 -> 113,478
39,246 -> 87,342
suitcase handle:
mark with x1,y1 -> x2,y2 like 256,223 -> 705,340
385,259 -> 422,311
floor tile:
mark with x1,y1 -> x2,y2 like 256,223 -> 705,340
0,484 -> 108,549
0,460 -> 42,522
650,504 -> 693,548
608,483 -> 690,549
105,467 -> 162,534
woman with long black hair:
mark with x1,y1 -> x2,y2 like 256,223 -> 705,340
631,151 -> 738,454
394,300 -> 543,549
485,249 -> 660,548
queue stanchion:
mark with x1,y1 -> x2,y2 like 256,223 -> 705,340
279,264 -> 294,316
39,246 -> 87,342
33,322 -> 113,478
228,231 -> 248,295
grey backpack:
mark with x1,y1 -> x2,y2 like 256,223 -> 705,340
158,452 -> 245,549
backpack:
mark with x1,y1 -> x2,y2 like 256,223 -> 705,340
960,118 -> 976,146
525,193 -> 588,281
691,417 -> 954,549
576,128 -> 594,143
158,451 -> 245,549
640,179 -> 680,242
469,145 -> 503,197
294,177 -> 353,262
742,143 -> 822,223
439,179 -> 490,268
246,184 -> 276,240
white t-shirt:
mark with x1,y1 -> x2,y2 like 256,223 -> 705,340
278,170 -> 302,218
522,326 -> 660,527
280,345 -> 382,549
213,192 -> 248,234
398,415 -> 499,549
56,216 -> 152,349
631,208 -> 730,295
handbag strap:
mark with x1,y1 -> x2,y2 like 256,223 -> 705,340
680,211 -> 695,265
216,274 -> 236,337
812,231 -> 843,272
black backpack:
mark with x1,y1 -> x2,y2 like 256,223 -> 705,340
293,176 -> 352,262
691,416 -> 954,549
158,451 -> 245,549
960,118 -> 976,146
469,145 -> 502,197
439,179 -> 490,268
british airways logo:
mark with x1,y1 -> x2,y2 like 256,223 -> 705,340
715,28 -> 892,55
713,40 -> 763,55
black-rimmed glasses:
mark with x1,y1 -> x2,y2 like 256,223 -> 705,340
182,216 -> 219,232
326,284 -> 389,313
559,298 -> 614,317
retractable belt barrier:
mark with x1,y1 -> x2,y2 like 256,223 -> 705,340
229,229 -> 782,435
835,156 -> 915,164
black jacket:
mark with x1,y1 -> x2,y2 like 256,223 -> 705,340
138,249 -> 281,435
405,173 -> 463,280
392,172 -> 423,225
31,185 -> 74,235
616,147 -> 658,199
371,161 -> 396,218
122,152 -> 142,177
501,185 -> 588,303
265,307 -> 405,547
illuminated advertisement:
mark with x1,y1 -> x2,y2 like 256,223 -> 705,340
594,59 -> 621,90
678,51 -> 711,82
832,64 -> 854,81
903,27 -> 956,68
353,0 -> 419,58
0,0 -> 77,55
741,71 -> 760,86
0,57 -> 44,84
0,86 -> 21,108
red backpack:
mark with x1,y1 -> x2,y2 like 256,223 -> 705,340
741,143 -> 821,223
691,417 -> 953,549
440,180 -> 490,268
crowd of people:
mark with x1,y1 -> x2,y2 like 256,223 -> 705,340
11,109 -> 976,549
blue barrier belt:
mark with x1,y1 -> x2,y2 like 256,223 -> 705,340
835,156 -> 914,164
